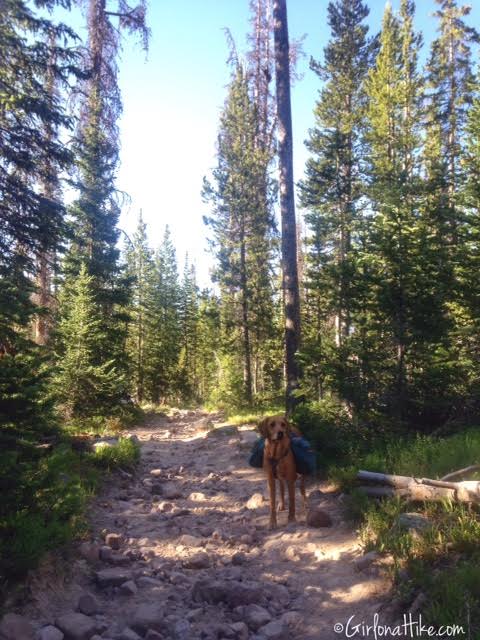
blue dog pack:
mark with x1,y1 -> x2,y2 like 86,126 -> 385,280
248,435 -> 316,476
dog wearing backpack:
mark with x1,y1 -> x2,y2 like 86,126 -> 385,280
256,415 -> 314,530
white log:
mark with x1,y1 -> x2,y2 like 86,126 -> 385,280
441,465 -> 480,482
357,470 -> 480,504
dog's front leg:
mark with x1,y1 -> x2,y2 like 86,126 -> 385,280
287,479 -> 296,523
268,474 -> 277,529
278,478 -> 286,511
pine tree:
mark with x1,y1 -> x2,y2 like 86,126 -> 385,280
178,257 -> 199,400
204,64 -> 275,407
58,0 -> 148,410
426,0 -> 478,240
124,211 -> 154,402
455,82 -> 480,407
0,1 -> 78,439
299,0 -> 374,405
195,290 -> 222,403
421,0 -> 479,421
53,264 -> 121,418
143,226 -> 181,403
363,0 -> 451,421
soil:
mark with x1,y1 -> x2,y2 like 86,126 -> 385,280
19,410 -> 395,640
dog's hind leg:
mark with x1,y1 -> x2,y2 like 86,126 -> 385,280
300,475 -> 307,511
287,480 -> 296,522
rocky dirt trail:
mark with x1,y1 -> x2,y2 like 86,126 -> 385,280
4,410 -> 395,640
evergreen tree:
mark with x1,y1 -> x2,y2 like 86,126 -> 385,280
299,0 -> 374,405
178,257 -> 199,400
204,64 -> 275,407
143,226 -> 181,403
58,0 -> 148,409
0,1 -> 78,439
455,82 -> 480,410
426,0 -> 478,240
420,0 -> 479,421
195,290 -> 222,403
124,211 -> 154,402
363,1 -> 419,416
53,264 -> 121,418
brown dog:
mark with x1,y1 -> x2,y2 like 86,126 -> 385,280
258,415 -> 307,529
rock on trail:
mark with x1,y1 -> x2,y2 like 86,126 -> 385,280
1,410 -> 394,640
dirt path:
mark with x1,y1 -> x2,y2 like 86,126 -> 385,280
22,411 -> 394,640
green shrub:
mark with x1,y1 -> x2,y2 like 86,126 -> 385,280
292,398 -> 373,472
0,433 -> 139,583
90,437 -> 140,470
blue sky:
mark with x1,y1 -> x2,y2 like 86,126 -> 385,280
60,1 -> 480,286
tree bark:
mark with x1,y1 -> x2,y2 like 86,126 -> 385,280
240,222 -> 253,404
273,0 -> 301,413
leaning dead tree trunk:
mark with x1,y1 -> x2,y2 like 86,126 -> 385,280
357,469 -> 480,504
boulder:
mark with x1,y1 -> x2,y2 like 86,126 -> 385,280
281,611 -> 302,628
37,626 -> 64,640
171,619 -> 191,640
267,583 -> 290,606
158,501 -> 174,512
55,613 -> 96,640
183,552 -> 210,569
179,534 -> 203,547
240,431 -> 260,445
95,567 -> 132,588
77,593 -> 101,616
396,513 -> 432,533
306,506 -> 332,528
130,604 -> 165,634
246,494 -> 265,510
185,609 -> 203,622
105,533 -> 123,550
0,613 -> 35,640
117,628 -> 142,640
243,604 -> 271,631
161,482 -> 183,500
257,620 -> 287,640
192,579 -> 263,607
206,425 -> 238,438
144,632 -> 163,640
354,551 -> 381,572
230,621 -> 249,640
137,576 -> 162,588
307,489 -> 324,503
231,552 -> 247,566
120,580 -> 138,595
188,492 -> 206,501
78,542 -> 100,564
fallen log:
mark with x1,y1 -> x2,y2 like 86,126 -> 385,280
357,470 -> 480,504
441,464 -> 480,482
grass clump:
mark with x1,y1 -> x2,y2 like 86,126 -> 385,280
90,437 -> 140,470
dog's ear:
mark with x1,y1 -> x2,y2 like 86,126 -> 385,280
258,417 -> 270,438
